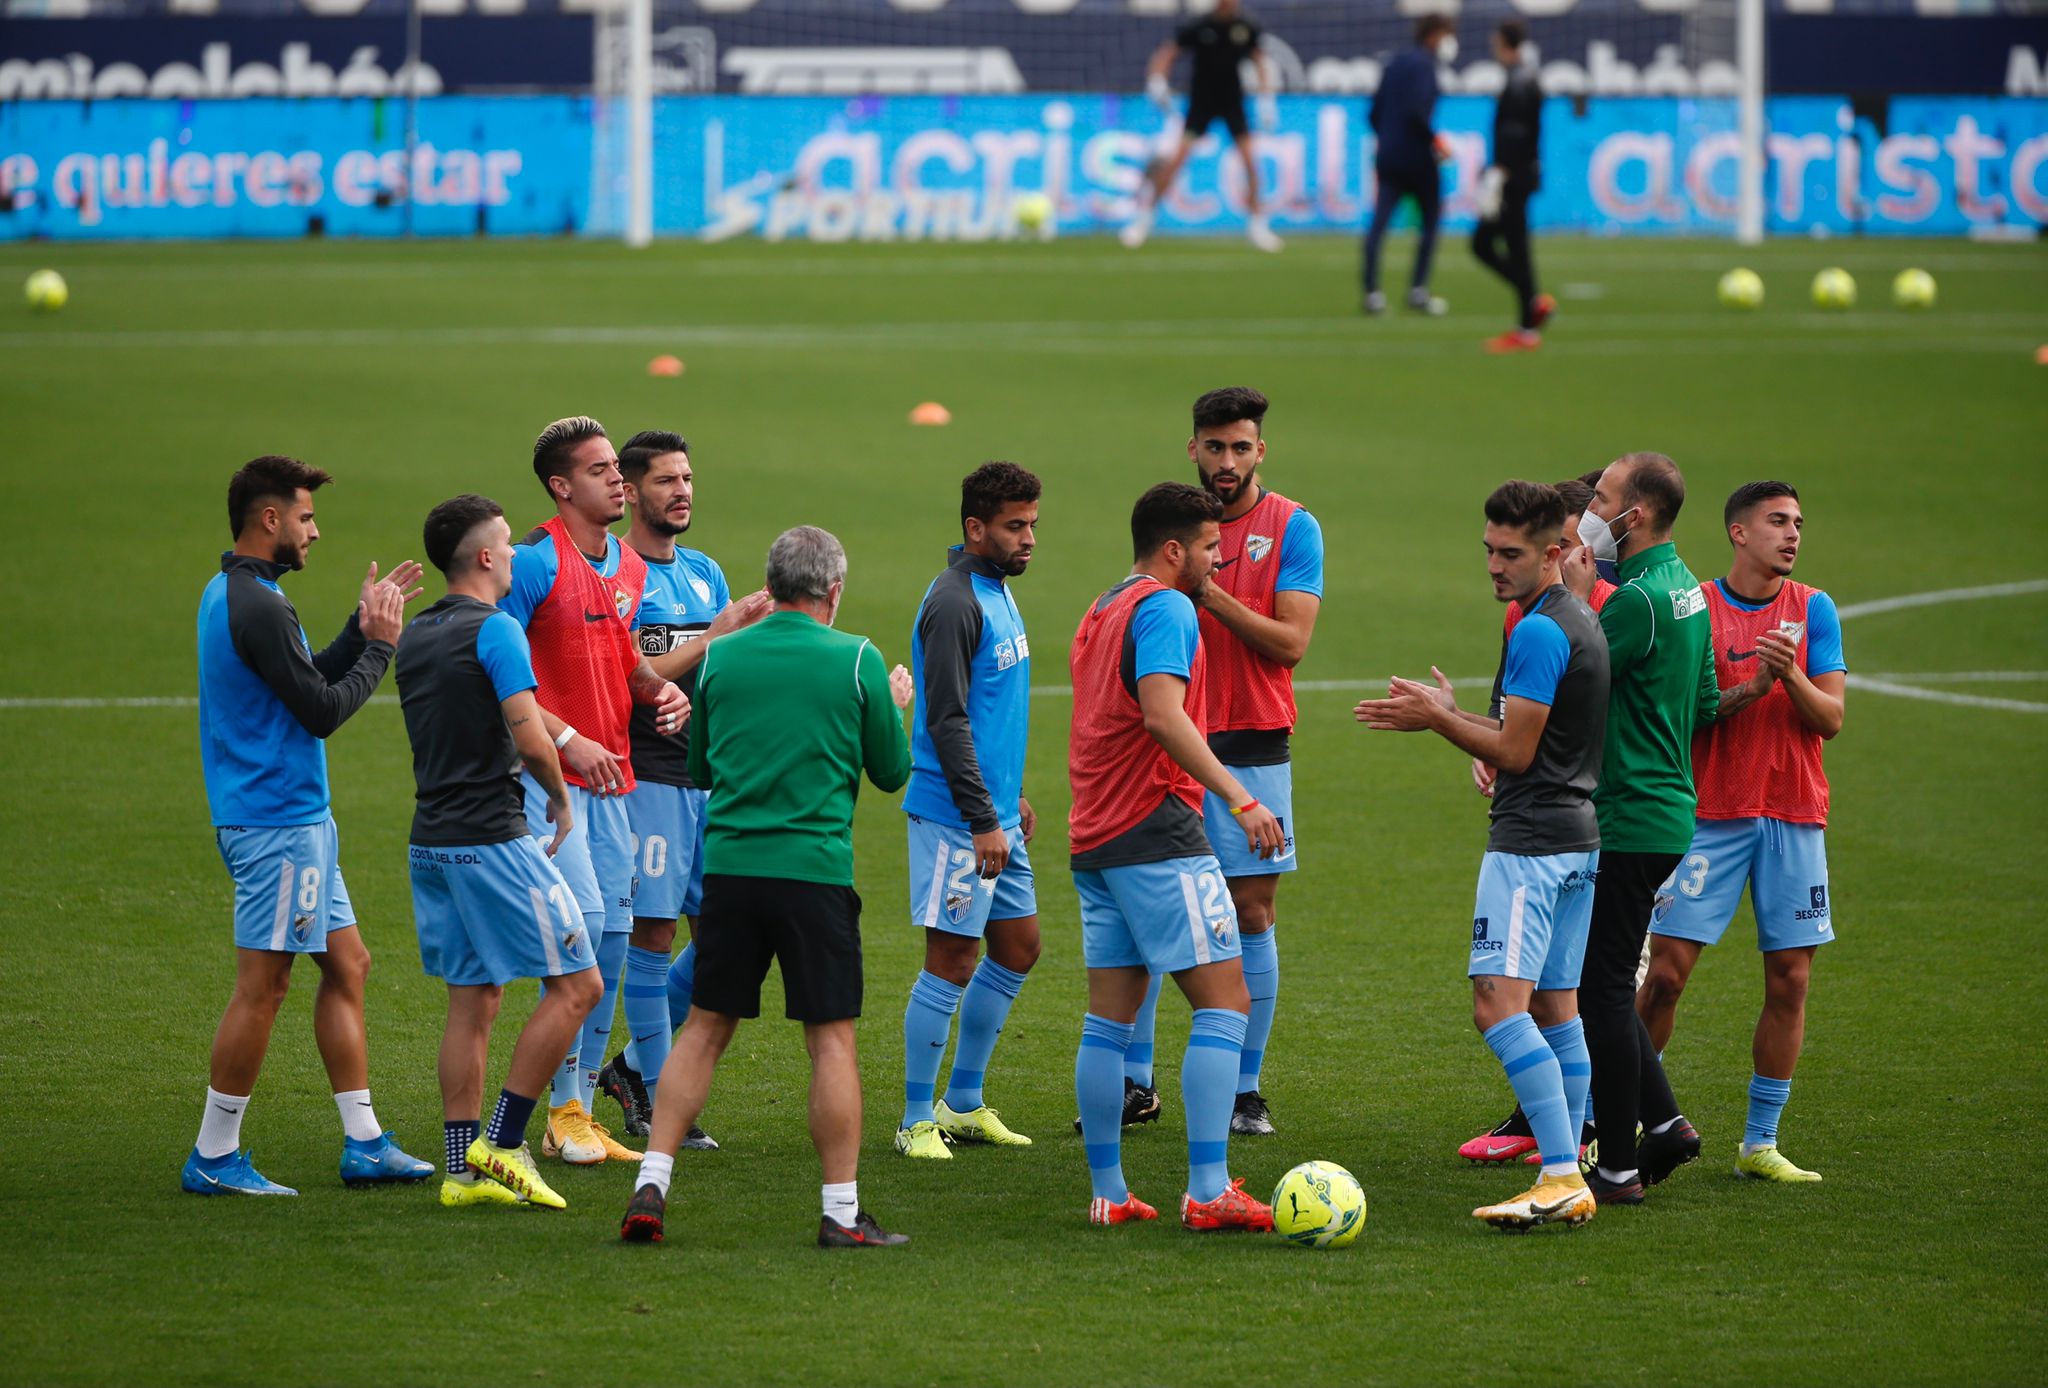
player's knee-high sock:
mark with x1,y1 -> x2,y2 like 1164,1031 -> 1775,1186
901,971 -> 964,1128
545,910 -> 606,1106
1484,1014 -> 1575,1176
1125,973 -> 1163,1088
444,1119 -> 479,1178
1077,1014 -> 1135,1202
944,958 -> 1027,1113
1237,928 -> 1279,1095
665,939 -> 697,1037
621,945 -> 671,1105
1540,1018 -> 1593,1145
1745,1074 -> 1793,1147
1183,1008 -> 1249,1202
485,1088 -> 537,1149
570,930 -> 628,1111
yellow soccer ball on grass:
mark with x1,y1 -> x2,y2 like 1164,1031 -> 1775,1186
1271,1160 -> 1367,1249
1717,268 -> 1764,310
1893,268 -> 1937,310
1811,267 -> 1856,310
24,268 -> 68,313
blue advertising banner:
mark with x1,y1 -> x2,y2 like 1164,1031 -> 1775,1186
0,98 -> 592,238
4,94 -> 2044,241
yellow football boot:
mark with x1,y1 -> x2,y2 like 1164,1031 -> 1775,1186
465,1138 -> 567,1210
1473,1171 -> 1597,1232
935,1099 -> 1032,1147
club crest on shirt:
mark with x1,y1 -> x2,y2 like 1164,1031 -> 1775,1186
690,577 -> 713,603
1671,584 -> 1707,620
609,581 -> 634,620
995,638 -> 1018,670
1245,534 -> 1274,564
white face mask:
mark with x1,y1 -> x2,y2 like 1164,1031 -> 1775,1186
1438,36 -> 1459,64
1575,505 -> 1639,564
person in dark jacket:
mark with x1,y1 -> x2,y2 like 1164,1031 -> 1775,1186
1473,22 -> 1556,352
1364,13 -> 1457,316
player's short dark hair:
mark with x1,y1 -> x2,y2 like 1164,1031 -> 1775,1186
1552,478 -> 1595,518
1614,451 -> 1686,532
1724,480 -> 1800,534
1485,480 -> 1567,543
1416,13 -> 1456,43
961,461 -> 1041,531
1497,20 -> 1527,49
1578,467 -> 1607,489
227,454 -> 332,538
1131,481 -> 1224,560
618,429 -> 689,486
1191,386 -> 1269,435
422,493 -> 506,575
532,416 -> 608,492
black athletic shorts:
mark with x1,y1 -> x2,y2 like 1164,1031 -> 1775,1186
1185,90 -> 1250,140
691,873 -> 863,1024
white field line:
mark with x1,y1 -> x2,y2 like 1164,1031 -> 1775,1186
5,588 -> 2045,712
1,312 -> 2042,356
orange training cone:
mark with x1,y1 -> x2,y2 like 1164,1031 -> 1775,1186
909,401 -> 952,426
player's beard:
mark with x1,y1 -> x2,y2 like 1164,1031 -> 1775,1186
272,536 -> 307,571
648,508 -> 692,537
996,545 -> 1031,577
1200,461 -> 1257,504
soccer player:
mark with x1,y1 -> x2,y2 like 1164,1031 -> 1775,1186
1563,452 -> 1720,1205
395,494 -> 603,1212
596,430 -> 770,1149
1638,482 -> 1845,1183
1472,20 -> 1555,353
185,455 -> 432,1196
1178,387 -> 1324,1136
500,416 -> 688,1167
1069,482 -> 1284,1231
1357,480 -> 1608,1231
897,463 -> 1044,1160
1363,13 -> 1456,316
620,527 -> 916,1248
1120,0 -> 1284,254
1459,476 -> 1615,1165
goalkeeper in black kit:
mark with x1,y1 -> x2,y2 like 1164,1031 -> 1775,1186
1473,21 -> 1555,353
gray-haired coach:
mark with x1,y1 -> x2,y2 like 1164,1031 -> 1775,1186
618,526 -> 916,1249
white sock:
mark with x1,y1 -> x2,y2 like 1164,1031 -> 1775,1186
642,1151 -> 675,1197
197,1087 -> 249,1160
1596,1165 -> 1639,1185
822,1180 -> 859,1228
1649,1115 -> 1684,1136
335,1089 -> 382,1143
1541,1161 -> 1581,1178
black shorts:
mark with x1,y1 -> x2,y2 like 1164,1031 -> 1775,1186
691,873 -> 863,1024
1185,90 -> 1249,140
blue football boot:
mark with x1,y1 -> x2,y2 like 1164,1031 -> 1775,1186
339,1132 -> 435,1186
182,1148 -> 298,1196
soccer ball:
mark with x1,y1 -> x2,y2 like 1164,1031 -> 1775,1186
1811,267 -> 1856,310
24,268 -> 67,313
1013,193 -> 1055,235
1893,268 -> 1937,310
1717,268 -> 1764,310
1271,1160 -> 1367,1249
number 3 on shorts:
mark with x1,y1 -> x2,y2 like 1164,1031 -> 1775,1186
1676,853 -> 1709,898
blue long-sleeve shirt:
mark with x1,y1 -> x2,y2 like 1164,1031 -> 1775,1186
196,553 -> 392,826
1371,46 -> 1441,178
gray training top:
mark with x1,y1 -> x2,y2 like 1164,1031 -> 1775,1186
1487,585 -> 1611,856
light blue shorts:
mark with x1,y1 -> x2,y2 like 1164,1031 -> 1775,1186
1202,761 -> 1298,878
627,780 -> 709,921
521,773 -> 636,934
906,815 -> 1036,937
1076,854 -> 1242,975
216,818 -> 355,954
1468,849 -> 1600,990
1652,818 -> 1834,953
409,838 -> 599,987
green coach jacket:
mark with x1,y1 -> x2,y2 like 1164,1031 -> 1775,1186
686,609 -> 911,887
1592,542 -> 1720,855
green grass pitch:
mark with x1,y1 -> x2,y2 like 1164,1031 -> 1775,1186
1,234 -> 2045,1386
